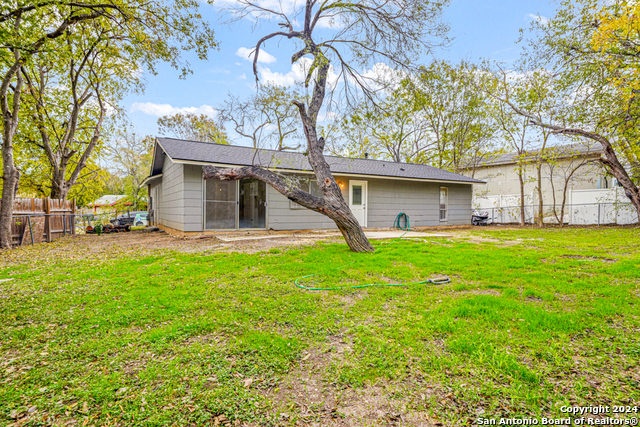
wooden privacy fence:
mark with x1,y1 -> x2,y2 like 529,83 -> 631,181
4,198 -> 76,246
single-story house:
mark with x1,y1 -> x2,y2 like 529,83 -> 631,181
142,138 -> 484,234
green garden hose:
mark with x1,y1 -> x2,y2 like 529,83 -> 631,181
294,267 -> 450,291
393,212 -> 410,231
293,212 -> 450,290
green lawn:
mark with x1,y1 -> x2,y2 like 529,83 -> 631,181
1,228 -> 639,426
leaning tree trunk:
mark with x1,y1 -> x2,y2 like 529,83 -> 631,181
203,164 -> 374,252
203,40 -> 374,253
292,64 -> 373,252
559,187 -> 569,227
554,129 -> 640,223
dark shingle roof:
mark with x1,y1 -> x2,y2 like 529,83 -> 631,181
472,141 -> 603,168
154,137 -> 484,184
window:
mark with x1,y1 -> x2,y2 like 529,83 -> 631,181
439,187 -> 448,221
352,185 -> 362,205
290,178 -> 321,209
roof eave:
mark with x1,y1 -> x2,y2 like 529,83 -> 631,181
169,158 -> 483,185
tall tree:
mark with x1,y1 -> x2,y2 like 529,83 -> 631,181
157,113 -> 228,144
496,0 -> 640,221
0,0 -> 217,248
340,82 -> 432,163
219,84 -> 302,150
205,0 -> 450,252
18,24 -> 133,199
340,62 -> 496,170
411,61 -> 496,171
489,72 -> 534,226
494,69 -> 561,226
110,127 -> 154,210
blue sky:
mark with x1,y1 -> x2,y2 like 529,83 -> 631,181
125,0 -> 557,142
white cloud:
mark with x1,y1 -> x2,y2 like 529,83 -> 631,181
356,63 -> 407,92
236,47 -> 277,64
239,73 -> 247,80
131,102 -> 217,117
314,15 -> 347,29
527,13 -> 549,25
259,57 -> 340,88
318,110 -> 339,122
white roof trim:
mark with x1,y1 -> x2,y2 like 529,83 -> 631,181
142,173 -> 163,187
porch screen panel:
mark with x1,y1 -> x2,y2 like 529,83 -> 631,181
205,180 -> 236,229
239,179 -> 266,229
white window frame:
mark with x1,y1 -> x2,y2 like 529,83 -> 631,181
439,186 -> 448,222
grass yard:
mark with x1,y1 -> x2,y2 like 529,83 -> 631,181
1,228 -> 639,426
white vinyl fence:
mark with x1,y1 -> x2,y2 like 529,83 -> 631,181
474,188 -> 638,225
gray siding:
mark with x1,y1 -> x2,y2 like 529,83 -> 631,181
266,175 -> 344,230
365,178 -> 471,228
267,175 -> 472,230
183,164 -> 204,232
446,184 -> 473,224
158,160 -> 184,231
151,165 -> 472,232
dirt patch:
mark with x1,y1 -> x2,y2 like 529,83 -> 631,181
560,255 -> 618,263
0,231 -> 342,268
452,232 -> 523,247
261,334 -> 444,426
555,293 -> 574,302
336,292 -> 368,309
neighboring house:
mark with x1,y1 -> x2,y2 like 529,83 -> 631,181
461,141 -> 611,212
142,138 -> 484,234
87,195 -> 131,213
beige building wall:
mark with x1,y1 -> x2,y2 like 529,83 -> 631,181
465,156 -> 608,208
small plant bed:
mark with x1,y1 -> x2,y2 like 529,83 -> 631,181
0,228 -> 638,426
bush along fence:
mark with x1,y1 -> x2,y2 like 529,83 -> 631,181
477,202 -> 638,226
5,198 -> 76,247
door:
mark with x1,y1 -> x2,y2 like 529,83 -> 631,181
239,178 -> 266,229
205,179 -> 237,229
349,180 -> 368,227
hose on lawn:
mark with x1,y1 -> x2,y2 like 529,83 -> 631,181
294,212 -> 450,291
294,266 -> 450,291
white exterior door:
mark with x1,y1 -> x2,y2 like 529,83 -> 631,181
349,180 -> 368,227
